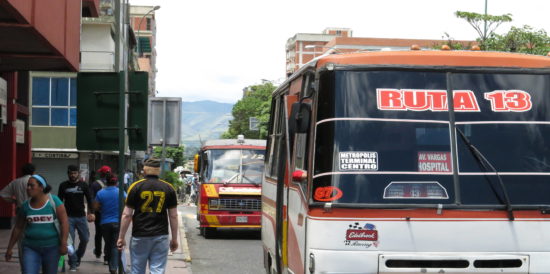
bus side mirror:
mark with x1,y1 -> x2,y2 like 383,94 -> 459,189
194,154 -> 200,173
289,102 -> 311,135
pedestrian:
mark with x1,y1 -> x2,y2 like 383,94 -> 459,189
0,163 -> 35,207
90,165 -> 110,264
5,174 -> 69,274
117,157 -> 179,274
123,169 -> 133,190
58,165 -> 95,271
93,173 -> 126,274
0,163 -> 35,271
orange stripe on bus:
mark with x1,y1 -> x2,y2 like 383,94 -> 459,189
203,184 -> 218,198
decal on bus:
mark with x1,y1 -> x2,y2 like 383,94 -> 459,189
313,186 -> 343,202
344,223 -> 379,248
418,151 -> 452,172
338,151 -> 378,171
377,89 -> 532,112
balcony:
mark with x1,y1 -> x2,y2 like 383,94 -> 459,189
0,0 -> 82,71
80,50 -> 115,72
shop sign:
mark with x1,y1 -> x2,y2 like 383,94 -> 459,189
15,119 -> 24,143
33,152 -> 79,159
0,77 -> 6,125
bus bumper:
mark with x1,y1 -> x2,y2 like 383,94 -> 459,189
199,213 -> 261,227
307,250 -> 550,273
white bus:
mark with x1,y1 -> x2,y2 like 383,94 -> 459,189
262,50 -> 550,274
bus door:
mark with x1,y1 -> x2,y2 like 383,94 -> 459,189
286,91 -> 313,274
272,93 -> 289,274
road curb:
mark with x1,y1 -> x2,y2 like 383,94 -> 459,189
178,210 -> 192,262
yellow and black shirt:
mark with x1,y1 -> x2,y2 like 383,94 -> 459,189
126,175 -> 177,237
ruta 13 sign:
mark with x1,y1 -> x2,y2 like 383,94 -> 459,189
377,89 -> 532,112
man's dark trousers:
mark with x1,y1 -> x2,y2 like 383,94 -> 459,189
101,222 -> 120,272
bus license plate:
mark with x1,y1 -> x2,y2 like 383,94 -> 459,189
236,216 -> 248,223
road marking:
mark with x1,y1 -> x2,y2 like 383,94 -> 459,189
177,211 -> 192,262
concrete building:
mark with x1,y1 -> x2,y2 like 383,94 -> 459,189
286,28 -> 351,77
28,0 -> 140,194
286,28 -> 475,76
0,0 -> 100,228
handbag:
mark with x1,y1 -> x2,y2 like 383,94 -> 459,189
48,194 -> 74,253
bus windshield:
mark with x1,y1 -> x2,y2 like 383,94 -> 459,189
205,149 -> 265,184
313,69 -> 550,206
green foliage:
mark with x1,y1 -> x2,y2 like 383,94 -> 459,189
484,25 -> 550,55
431,32 -> 471,50
161,171 -> 182,187
455,11 -> 512,48
222,82 -> 276,139
153,145 -> 185,168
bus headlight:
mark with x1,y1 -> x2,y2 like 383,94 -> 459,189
209,199 -> 220,210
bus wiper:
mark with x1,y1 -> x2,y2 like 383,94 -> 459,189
456,128 -> 515,221
224,173 -> 239,185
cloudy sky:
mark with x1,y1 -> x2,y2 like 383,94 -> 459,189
129,0 -> 550,103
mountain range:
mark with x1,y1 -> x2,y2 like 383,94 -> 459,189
181,100 -> 233,156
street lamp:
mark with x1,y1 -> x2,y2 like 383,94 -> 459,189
136,5 -> 160,57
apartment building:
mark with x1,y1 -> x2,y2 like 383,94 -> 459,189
130,5 -> 159,96
286,28 -> 475,76
28,0 -> 143,194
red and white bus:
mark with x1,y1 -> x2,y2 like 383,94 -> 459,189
194,137 -> 266,238
262,50 -> 550,273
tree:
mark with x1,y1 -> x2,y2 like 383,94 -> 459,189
161,171 -> 182,188
153,145 -> 185,168
222,82 -> 275,139
484,25 -> 550,55
455,11 -> 512,49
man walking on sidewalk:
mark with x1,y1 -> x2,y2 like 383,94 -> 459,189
94,173 -> 125,274
58,165 -> 95,271
91,165 -> 110,263
0,163 -> 34,207
117,157 -> 179,274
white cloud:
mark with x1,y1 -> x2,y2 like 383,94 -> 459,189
130,0 -> 550,103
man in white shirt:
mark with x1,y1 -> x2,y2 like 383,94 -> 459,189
0,163 -> 35,208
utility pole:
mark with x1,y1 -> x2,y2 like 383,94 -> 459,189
483,0 -> 488,40
115,0 -> 128,273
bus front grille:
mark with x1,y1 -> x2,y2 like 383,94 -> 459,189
219,198 -> 261,211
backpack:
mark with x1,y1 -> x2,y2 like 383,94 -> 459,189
95,179 -> 106,189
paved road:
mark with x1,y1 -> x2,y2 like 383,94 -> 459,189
179,204 -> 264,274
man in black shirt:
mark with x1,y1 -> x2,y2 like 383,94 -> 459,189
117,157 -> 178,274
58,165 -> 95,271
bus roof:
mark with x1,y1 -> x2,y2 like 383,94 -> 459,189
275,50 -> 550,97
202,139 -> 266,149
316,50 -> 550,69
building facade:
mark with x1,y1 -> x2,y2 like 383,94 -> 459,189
0,0 -> 99,228
286,28 -> 351,77
28,0 -> 142,195
285,28 -> 475,76
130,5 -> 159,97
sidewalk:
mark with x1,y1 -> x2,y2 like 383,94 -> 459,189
0,212 -> 190,273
